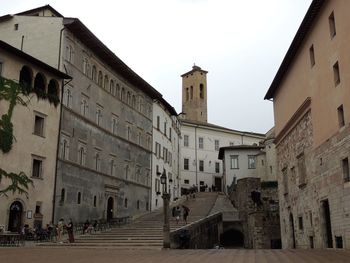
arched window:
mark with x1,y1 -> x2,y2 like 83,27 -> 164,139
19,66 -> 33,93
137,200 -> 140,210
83,58 -> 90,77
96,108 -> 102,125
48,79 -> 59,105
110,80 -> 115,95
104,75 -> 109,89
127,92 -> 131,105
78,146 -> 86,165
66,45 -> 73,62
132,95 -> 136,108
63,88 -> 72,108
95,152 -> 101,171
61,138 -> 69,160
190,86 -> 193,100
98,71 -> 103,86
125,165 -> 129,180
81,99 -> 88,116
116,84 -> 120,98
186,88 -> 189,101
92,65 -> 97,81
200,84 -> 204,99
124,198 -> 128,208
60,188 -> 65,204
77,192 -> 81,204
121,88 -> 125,101
34,73 -> 46,96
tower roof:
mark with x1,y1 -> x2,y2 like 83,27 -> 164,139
181,65 -> 208,77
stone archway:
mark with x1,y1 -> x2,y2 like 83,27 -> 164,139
8,201 -> 23,233
221,229 -> 244,248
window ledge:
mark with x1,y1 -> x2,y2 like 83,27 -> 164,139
33,133 -> 45,138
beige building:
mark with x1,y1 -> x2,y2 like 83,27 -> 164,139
265,0 -> 350,249
0,40 -> 70,232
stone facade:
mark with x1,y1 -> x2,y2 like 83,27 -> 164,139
0,6 -> 165,224
229,177 -> 281,249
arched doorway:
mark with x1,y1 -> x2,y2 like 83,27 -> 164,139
107,197 -> 114,221
8,201 -> 23,233
221,229 -> 244,248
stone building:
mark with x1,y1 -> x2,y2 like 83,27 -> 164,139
0,5 -> 165,223
180,65 -> 264,192
265,0 -> 350,249
151,98 -> 181,210
0,40 -> 70,231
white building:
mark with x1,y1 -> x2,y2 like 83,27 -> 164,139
179,66 -> 264,192
151,98 -> 181,210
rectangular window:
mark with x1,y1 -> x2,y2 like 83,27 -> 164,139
169,128 -> 172,141
200,181 -> 204,186
333,61 -> 340,86
199,137 -> 204,149
215,140 -> 220,151
184,135 -> 189,147
298,216 -> 304,230
248,155 -> 256,169
164,122 -> 167,136
215,162 -> 220,173
309,211 -> 313,227
111,115 -> 118,134
283,167 -> 288,194
309,45 -> 315,67
34,115 -> 45,136
338,105 -> 345,128
229,142 -> 234,146
230,155 -> 239,169
199,160 -> 204,172
343,157 -> 350,182
184,179 -> 189,184
297,153 -> 307,187
184,158 -> 189,170
32,158 -> 43,178
163,147 -> 167,160
329,11 -> 336,38
157,116 -> 160,130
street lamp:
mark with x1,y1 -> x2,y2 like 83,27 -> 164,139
160,168 -> 170,248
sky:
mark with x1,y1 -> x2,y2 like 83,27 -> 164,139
1,0 -> 313,134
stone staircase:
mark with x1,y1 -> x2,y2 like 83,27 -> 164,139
38,192 -> 218,249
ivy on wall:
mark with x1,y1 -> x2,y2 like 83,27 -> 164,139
0,76 -> 62,196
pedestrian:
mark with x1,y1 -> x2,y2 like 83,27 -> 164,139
175,206 -> 181,224
83,220 -> 90,234
57,218 -> 64,244
172,206 -> 176,218
66,218 -> 74,243
182,205 -> 190,224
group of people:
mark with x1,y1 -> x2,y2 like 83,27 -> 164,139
56,218 -> 74,244
172,205 -> 190,224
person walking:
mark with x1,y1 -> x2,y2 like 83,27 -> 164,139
182,205 -> 190,224
66,219 -> 75,243
175,206 -> 181,224
57,218 -> 64,244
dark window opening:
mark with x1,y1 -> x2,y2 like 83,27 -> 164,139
32,159 -> 42,178
19,66 -> 33,93
338,105 -> 345,128
34,73 -> 46,95
48,79 -> 59,105
329,12 -> 336,38
199,84 -> 204,99
93,196 -> 97,207
342,157 -> 349,182
309,45 -> 315,67
333,61 -> 340,86
34,115 -> 44,136
77,192 -> 81,204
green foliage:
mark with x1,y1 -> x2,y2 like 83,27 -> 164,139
0,114 -> 13,153
0,168 -> 33,198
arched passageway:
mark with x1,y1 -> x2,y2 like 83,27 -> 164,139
8,201 -> 23,233
221,229 -> 244,248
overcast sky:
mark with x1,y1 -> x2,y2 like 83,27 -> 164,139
1,0 -> 313,134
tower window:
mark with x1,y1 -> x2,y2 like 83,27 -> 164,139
190,86 -> 193,100
343,157 -> 350,182
199,84 -> 204,99
186,88 -> 189,101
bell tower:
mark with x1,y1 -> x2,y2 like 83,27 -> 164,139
181,65 -> 208,123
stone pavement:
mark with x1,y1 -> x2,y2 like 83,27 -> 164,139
1,248 -> 350,263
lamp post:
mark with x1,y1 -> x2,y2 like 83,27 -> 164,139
160,169 -> 170,248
